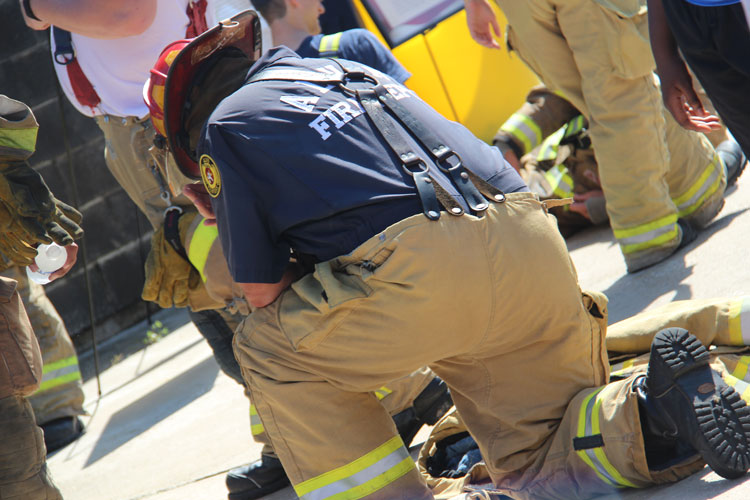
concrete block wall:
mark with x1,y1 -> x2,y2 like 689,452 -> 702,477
1,0 -> 158,349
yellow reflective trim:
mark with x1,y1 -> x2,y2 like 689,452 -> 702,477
187,219 -> 219,282
374,386 -> 392,400
591,395 -> 637,488
610,358 -> 635,377
250,404 -> 258,416
537,126 -> 565,162
249,404 -> 265,435
251,424 -> 265,436
320,32 -> 344,54
619,227 -> 679,254
37,371 -> 81,392
0,127 -> 38,154
576,389 -> 615,487
673,156 -> 722,217
323,457 -> 412,500
500,113 -> 542,153
294,436 -> 406,497
612,213 -> 677,240
41,355 -> 78,374
724,373 -> 750,403
733,356 -> 750,381
728,298 -> 748,345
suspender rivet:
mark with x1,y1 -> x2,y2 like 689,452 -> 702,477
423,178 -> 432,183
495,194 -> 505,201
476,203 -> 488,210
460,172 -> 469,180
428,210 -> 439,218
451,207 -> 462,214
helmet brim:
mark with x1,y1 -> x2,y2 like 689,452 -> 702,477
163,10 -> 261,179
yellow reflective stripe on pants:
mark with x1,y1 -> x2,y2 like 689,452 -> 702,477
727,297 -> 750,345
612,213 -> 679,255
609,358 -> 635,378
294,435 -> 413,500
250,404 -> 265,436
187,219 -> 219,282
35,355 -> 81,393
725,373 -> 750,403
373,386 -> 392,400
500,113 -> 542,154
576,388 -> 637,489
673,153 -> 723,218
544,164 -> 574,199
319,32 -> 343,55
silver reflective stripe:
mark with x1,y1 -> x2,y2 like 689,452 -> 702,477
579,392 -> 619,486
737,299 -> 750,344
298,445 -> 410,500
675,162 -> 721,215
616,222 -> 675,247
501,113 -> 541,153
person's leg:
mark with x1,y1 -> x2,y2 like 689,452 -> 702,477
0,396 -> 63,500
662,1 -> 750,159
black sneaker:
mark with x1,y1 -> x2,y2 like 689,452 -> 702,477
639,327 -> 750,479
42,416 -> 85,454
226,455 -> 290,500
393,377 -> 454,446
717,139 -> 747,187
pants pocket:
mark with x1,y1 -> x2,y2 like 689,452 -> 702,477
278,261 -> 372,352
593,0 -> 654,78
582,290 -> 610,382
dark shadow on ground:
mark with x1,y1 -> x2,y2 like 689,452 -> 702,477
83,356 -> 219,467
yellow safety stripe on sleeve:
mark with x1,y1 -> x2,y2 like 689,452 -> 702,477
373,386 -> 392,400
727,297 -> 750,345
319,32 -> 344,55
499,113 -> 542,155
673,154 -> 723,218
724,373 -> 750,403
187,219 -> 219,282
609,358 -> 635,378
544,164 -> 575,199
576,388 -> 638,489
249,404 -> 265,436
35,355 -> 81,393
612,213 -> 679,255
294,435 -> 413,500
0,127 -> 38,155
536,126 -> 565,163
564,115 -> 586,139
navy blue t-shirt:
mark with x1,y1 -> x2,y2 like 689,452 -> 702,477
199,47 -> 527,284
296,29 -> 411,84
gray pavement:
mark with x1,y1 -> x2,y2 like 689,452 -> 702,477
48,177 -> 750,499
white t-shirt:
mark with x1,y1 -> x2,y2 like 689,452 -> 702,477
52,0 -> 223,118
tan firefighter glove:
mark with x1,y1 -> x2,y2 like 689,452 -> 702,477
0,95 -> 83,269
142,209 -> 210,309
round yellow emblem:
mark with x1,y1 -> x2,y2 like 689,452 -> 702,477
200,154 -> 221,198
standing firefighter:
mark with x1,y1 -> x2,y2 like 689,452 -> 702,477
0,93 -> 84,500
157,12 -> 750,500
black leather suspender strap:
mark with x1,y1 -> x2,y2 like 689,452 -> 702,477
163,207 -> 188,260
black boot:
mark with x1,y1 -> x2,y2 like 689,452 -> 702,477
41,416 -> 85,454
717,139 -> 747,187
225,455 -> 290,500
637,327 -> 750,479
392,376 -> 454,447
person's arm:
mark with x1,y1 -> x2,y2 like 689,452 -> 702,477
463,0 -> 501,49
19,0 -> 157,38
239,264 -> 302,309
647,0 -> 720,133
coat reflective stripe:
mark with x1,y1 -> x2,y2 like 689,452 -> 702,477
609,358 -> 635,377
500,113 -> 542,154
249,404 -> 265,436
565,115 -> 585,137
373,386 -> 392,400
319,32 -> 343,57
725,373 -> 750,403
0,127 -> 37,155
295,435 -> 413,500
731,356 -> 750,381
544,165 -> 574,199
35,355 -> 81,393
673,154 -> 723,218
536,126 -> 565,163
613,213 -> 678,254
187,219 -> 219,282
576,388 -> 637,489
728,297 -> 750,345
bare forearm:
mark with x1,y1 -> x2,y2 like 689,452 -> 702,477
240,265 -> 302,309
647,0 -> 681,75
28,0 -> 156,38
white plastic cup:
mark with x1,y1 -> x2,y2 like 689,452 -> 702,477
26,243 -> 67,285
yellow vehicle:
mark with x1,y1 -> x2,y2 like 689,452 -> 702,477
349,0 -> 539,143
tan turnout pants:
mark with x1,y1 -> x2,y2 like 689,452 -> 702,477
1,267 -> 84,425
233,192 -> 693,500
495,0 -> 725,271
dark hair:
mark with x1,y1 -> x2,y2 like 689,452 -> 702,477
251,0 -> 286,22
